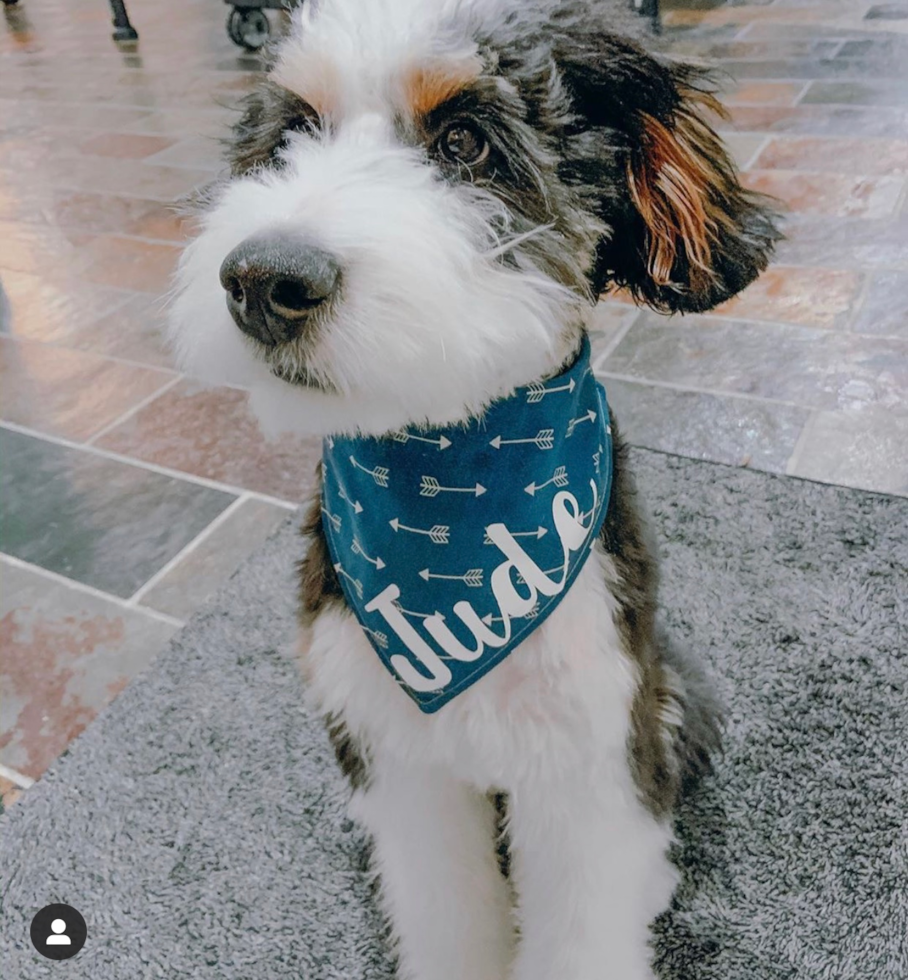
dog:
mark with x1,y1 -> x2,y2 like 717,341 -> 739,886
169,1 -> 778,977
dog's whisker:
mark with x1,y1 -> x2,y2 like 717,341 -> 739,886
483,223 -> 555,260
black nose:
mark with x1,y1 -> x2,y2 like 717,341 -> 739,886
219,233 -> 341,346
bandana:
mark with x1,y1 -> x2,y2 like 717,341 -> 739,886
321,334 -> 613,713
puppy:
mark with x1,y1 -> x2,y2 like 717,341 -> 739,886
169,1 -> 778,977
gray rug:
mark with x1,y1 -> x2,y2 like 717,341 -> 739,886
2,449 -> 906,980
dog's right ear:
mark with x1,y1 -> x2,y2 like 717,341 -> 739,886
554,31 -> 780,313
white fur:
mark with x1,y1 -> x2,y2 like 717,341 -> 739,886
302,547 -> 676,980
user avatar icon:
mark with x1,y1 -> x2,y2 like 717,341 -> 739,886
30,903 -> 87,960
46,919 -> 71,945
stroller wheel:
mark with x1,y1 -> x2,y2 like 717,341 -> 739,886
227,8 -> 270,50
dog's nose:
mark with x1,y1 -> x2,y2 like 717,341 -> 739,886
219,233 -> 341,346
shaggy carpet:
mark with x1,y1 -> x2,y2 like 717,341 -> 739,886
1,449 -> 905,980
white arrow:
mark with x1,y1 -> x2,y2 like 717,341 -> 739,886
333,562 -> 363,599
482,605 -> 538,625
351,537 -> 385,570
393,601 -> 432,619
320,506 -> 341,532
566,409 -> 596,438
419,567 -> 484,587
593,448 -> 601,474
489,428 -> 554,450
525,377 -> 576,403
420,476 -> 486,498
338,486 -> 363,514
363,626 -> 389,650
483,526 -> 547,545
349,455 -> 389,487
389,518 -> 450,544
524,465 -> 568,496
326,436 -> 335,449
392,430 -> 452,450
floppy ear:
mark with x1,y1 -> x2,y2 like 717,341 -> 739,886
556,35 -> 781,313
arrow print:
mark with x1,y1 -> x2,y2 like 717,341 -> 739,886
363,626 -> 389,650
389,518 -> 450,544
349,455 -> 389,487
566,409 -> 597,438
419,567 -> 484,587
483,525 -> 547,545
525,377 -> 576,403
351,537 -> 385,570
338,486 -> 364,514
333,562 -> 364,599
420,476 -> 486,498
524,465 -> 568,496
392,430 -> 452,450
489,428 -> 554,451
320,506 -> 341,532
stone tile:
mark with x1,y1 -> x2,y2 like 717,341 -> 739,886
726,104 -> 908,140
753,137 -> 908,176
0,774 -> 24,810
0,427 -> 236,597
45,191 -> 197,241
0,559 -> 177,780
0,268 -> 132,343
142,498 -> 290,620
851,271 -> 908,338
143,136 -> 222,171
95,380 -> 324,502
602,312 -> 908,411
720,132 -> 768,170
68,293 -> 174,368
78,236 -> 181,293
588,302 -> 640,370
726,81 -> 807,105
801,81 -> 908,107
741,170 -> 907,219
599,376 -> 809,472
791,405 -> 908,495
712,266 -> 863,329
0,220 -> 95,277
77,132 -> 177,160
865,4 -> 908,20
0,337 -> 175,441
776,215 -> 908,269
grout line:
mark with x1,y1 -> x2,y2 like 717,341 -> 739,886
591,314 -> 638,375
0,421 -> 300,510
785,409 -> 820,476
595,371 -> 813,412
86,375 -> 182,445
740,133 -> 772,171
792,80 -> 814,107
0,553 -> 185,628
0,762 -> 35,790
127,494 -> 250,605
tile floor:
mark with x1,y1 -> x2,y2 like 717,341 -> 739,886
1,0 -> 907,808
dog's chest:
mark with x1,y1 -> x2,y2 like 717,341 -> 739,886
301,546 -> 637,788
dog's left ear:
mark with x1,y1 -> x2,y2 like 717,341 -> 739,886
555,34 -> 781,313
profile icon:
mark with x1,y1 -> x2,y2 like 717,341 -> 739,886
46,918 -> 71,945
30,904 -> 87,960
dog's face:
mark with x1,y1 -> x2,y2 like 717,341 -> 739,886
169,0 -> 777,437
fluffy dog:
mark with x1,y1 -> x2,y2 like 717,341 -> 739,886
169,1 -> 778,977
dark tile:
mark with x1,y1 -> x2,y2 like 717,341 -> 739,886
865,4 -> 908,20
776,216 -> 908,270
599,377 -> 808,472
0,427 -> 236,597
0,559 -> 177,780
852,272 -> 908,339
142,498 -> 290,619
601,312 -> 908,411
802,82 -> 908,107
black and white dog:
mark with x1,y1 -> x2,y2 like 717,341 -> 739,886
170,1 -> 777,977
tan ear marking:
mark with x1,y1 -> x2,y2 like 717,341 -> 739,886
627,88 -> 736,294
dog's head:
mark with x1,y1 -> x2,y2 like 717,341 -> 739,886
170,0 -> 778,437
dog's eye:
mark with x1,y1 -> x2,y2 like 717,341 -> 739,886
438,122 -> 489,166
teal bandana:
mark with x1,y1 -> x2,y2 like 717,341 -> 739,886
321,334 -> 614,713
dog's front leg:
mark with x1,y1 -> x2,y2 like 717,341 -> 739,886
507,771 -> 677,980
350,755 -> 515,980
